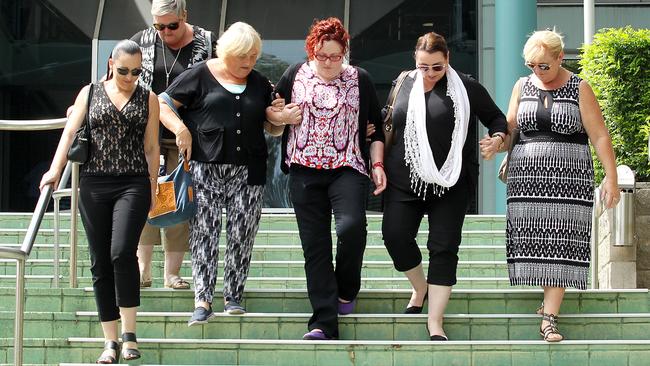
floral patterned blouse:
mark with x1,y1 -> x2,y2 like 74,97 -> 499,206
285,63 -> 367,175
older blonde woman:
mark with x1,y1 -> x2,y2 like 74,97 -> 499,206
160,22 -> 282,325
500,29 -> 619,342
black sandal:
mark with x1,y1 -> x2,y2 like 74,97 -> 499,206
539,313 -> 563,342
535,302 -> 544,315
96,340 -> 119,364
121,332 -> 141,360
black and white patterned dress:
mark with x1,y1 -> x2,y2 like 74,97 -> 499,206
506,74 -> 594,290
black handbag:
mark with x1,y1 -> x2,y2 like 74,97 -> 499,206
381,70 -> 410,153
67,84 -> 95,164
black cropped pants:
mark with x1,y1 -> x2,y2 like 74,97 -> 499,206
79,176 -> 150,322
382,180 -> 469,286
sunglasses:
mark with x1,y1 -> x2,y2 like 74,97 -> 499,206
417,64 -> 446,73
116,67 -> 143,76
153,22 -> 180,31
314,54 -> 343,62
525,62 -> 551,71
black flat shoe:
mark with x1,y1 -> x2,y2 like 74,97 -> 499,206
404,293 -> 428,314
430,334 -> 449,341
425,323 -> 448,341
121,332 -> 141,361
96,340 -> 119,364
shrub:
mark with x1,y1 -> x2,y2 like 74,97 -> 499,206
580,27 -> 650,182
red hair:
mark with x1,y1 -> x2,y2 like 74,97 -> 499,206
305,17 -> 349,60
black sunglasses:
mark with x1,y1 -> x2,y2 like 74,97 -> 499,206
153,22 -> 180,31
417,64 -> 446,73
116,67 -> 143,76
525,62 -> 551,71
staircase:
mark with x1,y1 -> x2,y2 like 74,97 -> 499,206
1,211 -> 649,365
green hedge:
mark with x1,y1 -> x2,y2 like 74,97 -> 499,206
579,27 -> 650,182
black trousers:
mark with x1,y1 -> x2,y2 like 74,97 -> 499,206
79,176 -> 150,322
289,167 -> 368,338
382,180 -> 469,286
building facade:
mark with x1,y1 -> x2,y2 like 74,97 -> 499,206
1,0 -> 648,213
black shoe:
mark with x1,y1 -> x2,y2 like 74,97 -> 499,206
430,334 -> 449,341
96,340 -> 119,364
425,324 -> 448,341
188,306 -> 216,326
404,293 -> 428,314
120,333 -> 141,361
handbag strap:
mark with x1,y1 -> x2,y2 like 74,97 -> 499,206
383,70 -> 411,131
83,83 -> 95,137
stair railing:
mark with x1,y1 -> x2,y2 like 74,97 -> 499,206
0,117 -> 79,366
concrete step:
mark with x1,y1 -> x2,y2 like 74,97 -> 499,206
0,259 -> 509,279
0,243 -> 507,262
4,288 -> 647,314
3,337 -> 649,365
0,212 -> 506,231
0,274 -> 521,289
0,228 -> 507,247
6,311 -> 647,341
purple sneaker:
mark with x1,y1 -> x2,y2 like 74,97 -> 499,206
337,298 -> 356,315
302,329 -> 332,340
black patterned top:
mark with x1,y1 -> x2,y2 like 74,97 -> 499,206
517,73 -> 586,135
80,82 -> 150,176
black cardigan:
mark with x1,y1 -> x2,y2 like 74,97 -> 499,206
274,62 -> 384,174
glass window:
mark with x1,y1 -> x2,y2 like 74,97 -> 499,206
226,0 -> 345,207
0,0 -> 97,211
350,0 -> 479,212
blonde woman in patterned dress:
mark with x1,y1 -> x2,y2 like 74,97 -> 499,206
502,29 -> 619,342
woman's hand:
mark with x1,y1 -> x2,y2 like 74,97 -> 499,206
366,123 -> 376,143
270,93 -> 285,112
371,163 -> 387,195
601,175 -> 620,209
175,127 -> 193,161
281,103 -> 302,125
39,169 -> 60,191
479,133 -> 503,160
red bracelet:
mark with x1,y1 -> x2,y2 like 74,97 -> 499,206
372,161 -> 384,169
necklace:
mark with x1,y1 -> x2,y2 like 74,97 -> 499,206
160,35 -> 184,87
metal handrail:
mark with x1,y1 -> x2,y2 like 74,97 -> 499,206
0,118 -> 67,131
0,117 -> 78,366
0,183 -> 53,366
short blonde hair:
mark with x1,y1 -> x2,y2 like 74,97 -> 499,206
217,22 -> 262,59
523,29 -> 564,61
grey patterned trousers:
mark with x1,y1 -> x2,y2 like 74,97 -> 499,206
189,162 -> 264,304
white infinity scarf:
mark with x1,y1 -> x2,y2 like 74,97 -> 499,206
403,65 -> 470,198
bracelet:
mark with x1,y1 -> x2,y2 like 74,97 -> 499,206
492,133 -> 505,143
372,161 -> 384,170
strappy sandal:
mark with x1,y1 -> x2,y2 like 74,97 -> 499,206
539,313 -> 564,342
96,340 -> 119,364
140,273 -> 152,288
165,274 -> 190,289
120,332 -> 141,360
536,302 -> 544,315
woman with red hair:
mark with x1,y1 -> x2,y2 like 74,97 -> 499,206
267,17 -> 386,340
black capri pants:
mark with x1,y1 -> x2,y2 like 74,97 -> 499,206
79,176 -> 150,322
382,180 -> 469,286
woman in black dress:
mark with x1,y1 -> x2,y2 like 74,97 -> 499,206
382,32 -> 507,340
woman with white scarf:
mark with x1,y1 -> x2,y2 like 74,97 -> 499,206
382,32 -> 507,340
